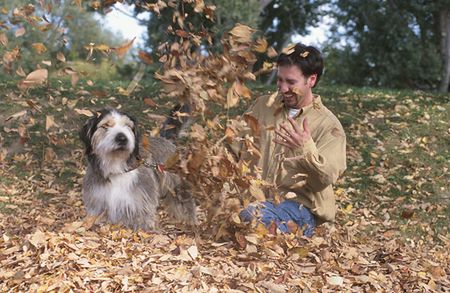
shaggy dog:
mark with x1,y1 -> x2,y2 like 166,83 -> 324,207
79,108 -> 196,231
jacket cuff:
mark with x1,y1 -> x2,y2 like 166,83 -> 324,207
293,137 -> 318,157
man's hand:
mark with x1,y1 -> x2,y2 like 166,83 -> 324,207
274,117 -> 311,149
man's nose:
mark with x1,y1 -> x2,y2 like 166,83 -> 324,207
278,82 -> 289,93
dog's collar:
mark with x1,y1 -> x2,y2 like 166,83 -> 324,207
124,161 -> 165,173
143,161 -> 165,173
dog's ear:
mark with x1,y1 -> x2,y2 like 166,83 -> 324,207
79,114 -> 99,154
128,115 -> 141,161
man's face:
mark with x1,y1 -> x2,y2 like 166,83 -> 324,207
277,65 -> 315,109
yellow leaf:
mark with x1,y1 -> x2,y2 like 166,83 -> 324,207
234,79 -> 252,99
282,43 -> 296,55
194,0 -> 205,13
229,23 -> 255,43
265,91 -> 278,107
32,43 -> 47,54
93,43 -> 110,52
253,37 -> 268,53
343,204 -> 353,214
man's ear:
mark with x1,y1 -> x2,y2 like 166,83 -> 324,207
308,74 -> 317,88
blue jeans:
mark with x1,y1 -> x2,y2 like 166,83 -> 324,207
239,200 -> 316,237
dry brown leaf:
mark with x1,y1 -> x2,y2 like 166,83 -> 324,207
45,115 -> 58,131
16,66 -> 26,77
0,33 -> 8,46
56,52 -> 66,62
17,68 -> 48,90
138,50 -> 153,64
113,37 -> 136,59
229,23 -> 255,43
74,108 -> 94,117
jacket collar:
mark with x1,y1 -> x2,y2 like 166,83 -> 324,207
282,94 -> 322,119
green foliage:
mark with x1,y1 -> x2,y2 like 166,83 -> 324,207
260,0 -> 325,50
325,0 -> 449,90
0,1 -> 123,75
68,60 -> 119,81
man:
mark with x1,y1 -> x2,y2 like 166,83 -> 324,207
237,43 -> 347,236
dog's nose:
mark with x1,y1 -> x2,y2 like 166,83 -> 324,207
115,133 -> 128,146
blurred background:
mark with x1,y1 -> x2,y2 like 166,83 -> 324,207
1,0 -> 449,92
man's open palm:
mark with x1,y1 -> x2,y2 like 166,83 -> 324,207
274,117 -> 311,149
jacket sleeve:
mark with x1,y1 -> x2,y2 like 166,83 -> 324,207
282,125 -> 347,193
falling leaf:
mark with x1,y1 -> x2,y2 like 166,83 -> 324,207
252,37 -> 268,53
0,33 -> 8,46
138,50 -> 153,64
299,51 -> 309,58
56,52 -> 66,62
16,66 -> 26,77
32,43 -> 47,54
113,37 -> 136,59
15,27 -> 26,37
229,23 -> 255,43
226,85 -> 239,108
282,43 -> 296,55
41,60 -> 51,66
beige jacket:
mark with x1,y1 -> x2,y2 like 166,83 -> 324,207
232,94 -> 346,222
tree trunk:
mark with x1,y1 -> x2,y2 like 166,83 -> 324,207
439,9 -> 450,92
260,0 -> 272,12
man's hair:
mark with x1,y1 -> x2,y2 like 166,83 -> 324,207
276,43 -> 324,87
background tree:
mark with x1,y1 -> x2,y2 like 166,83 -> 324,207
259,0 -> 325,51
325,0 -> 450,92
0,1 -> 123,77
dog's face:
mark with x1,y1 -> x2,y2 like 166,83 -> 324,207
80,109 -> 140,162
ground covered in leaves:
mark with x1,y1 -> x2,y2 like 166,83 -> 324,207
0,81 -> 449,292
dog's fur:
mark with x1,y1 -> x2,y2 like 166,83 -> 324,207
80,108 -> 196,231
